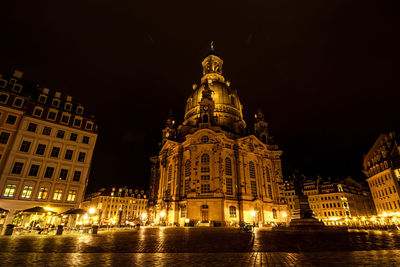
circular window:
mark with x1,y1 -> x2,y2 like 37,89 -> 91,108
201,136 -> 209,143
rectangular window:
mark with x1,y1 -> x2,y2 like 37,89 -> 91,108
82,136 -> 90,144
0,132 -> 10,144
65,149 -> 73,160
226,177 -> 233,195
47,111 -> 57,120
0,93 -> 9,103
56,130 -> 65,139
267,184 -> 272,198
44,167 -> 55,178
73,171 -> 81,182
180,206 -> 186,218
50,147 -> 60,158
42,127 -> 52,136
201,174 -> 210,181
3,184 -> 16,197
53,189 -> 63,200
67,190 -> 77,201
20,140 -> 31,152
28,164 -> 40,176
61,115 -> 70,124
251,180 -> 257,197
185,179 -> 190,194
13,98 -> 24,108
35,144 -> 46,155
27,123 -> 37,132
78,152 -> 86,162
59,169 -> 68,180
6,115 -> 17,125
37,187 -> 48,200
12,162 -> 24,174
33,107 -> 43,117
201,184 -> 210,193
73,118 -> 82,127
70,133 -> 77,141
86,122 -> 93,130
21,185 -> 33,198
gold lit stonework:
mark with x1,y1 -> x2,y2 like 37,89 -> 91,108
149,46 -> 287,226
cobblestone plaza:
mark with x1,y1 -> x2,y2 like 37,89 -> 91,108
1,228 -> 400,266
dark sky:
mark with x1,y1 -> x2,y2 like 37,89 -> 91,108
1,1 -> 399,192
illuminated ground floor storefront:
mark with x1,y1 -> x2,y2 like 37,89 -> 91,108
152,198 -> 288,226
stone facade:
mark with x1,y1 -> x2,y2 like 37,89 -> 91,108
363,132 -> 400,216
285,177 -> 376,224
0,71 -> 97,225
149,46 -> 287,226
81,187 -> 148,225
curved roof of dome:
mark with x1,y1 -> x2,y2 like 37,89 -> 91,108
185,81 -> 241,113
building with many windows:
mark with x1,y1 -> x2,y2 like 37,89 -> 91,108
0,71 -> 97,225
149,45 -> 287,226
81,187 -> 148,225
363,132 -> 400,216
284,177 -> 376,225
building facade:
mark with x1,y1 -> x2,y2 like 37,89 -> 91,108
363,132 -> 400,216
285,177 -> 376,225
149,46 -> 287,226
81,187 -> 148,225
0,71 -> 97,224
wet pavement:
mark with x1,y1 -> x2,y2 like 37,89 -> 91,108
1,228 -> 400,266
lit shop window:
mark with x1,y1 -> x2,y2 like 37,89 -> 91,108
3,184 -> 16,197
21,185 -> 33,198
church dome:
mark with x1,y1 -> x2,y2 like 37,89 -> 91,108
183,47 -> 246,135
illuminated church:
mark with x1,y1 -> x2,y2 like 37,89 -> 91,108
149,45 -> 287,226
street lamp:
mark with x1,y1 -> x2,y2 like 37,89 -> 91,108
89,208 -> 95,214
160,211 -> 166,218
142,213 -> 147,220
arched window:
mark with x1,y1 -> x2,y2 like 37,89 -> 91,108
225,158 -> 232,176
265,167 -> 271,183
185,160 -> 191,177
229,206 -> 237,218
230,95 -> 235,105
168,165 -> 173,181
249,161 -> 256,179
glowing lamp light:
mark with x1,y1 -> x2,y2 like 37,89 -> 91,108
89,208 -> 96,214
160,211 -> 166,218
352,217 -> 357,221
251,211 -> 255,217
282,212 -> 287,218
142,213 -> 147,219
371,217 -> 376,221
382,212 -> 388,217
185,218 -> 190,223
361,217 -> 366,221
44,207 -> 53,211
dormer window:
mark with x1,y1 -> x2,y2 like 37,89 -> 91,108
38,95 -> 47,104
65,103 -> 72,111
13,97 -> 24,108
52,99 -> 60,108
0,93 -> 9,104
85,122 -> 93,130
76,106 -> 83,115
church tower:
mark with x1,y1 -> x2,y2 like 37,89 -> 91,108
149,44 -> 287,226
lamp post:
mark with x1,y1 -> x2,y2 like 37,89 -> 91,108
160,211 -> 166,226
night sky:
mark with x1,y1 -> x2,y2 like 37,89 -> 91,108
1,1 -> 399,192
